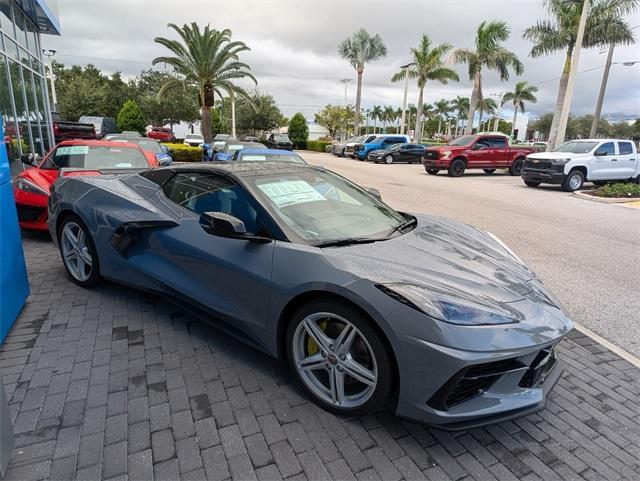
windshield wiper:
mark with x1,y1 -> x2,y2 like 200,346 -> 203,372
313,237 -> 383,248
387,216 -> 417,236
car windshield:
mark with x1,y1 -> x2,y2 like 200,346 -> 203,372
186,134 -> 203,140
248,170 -> 406,245
449,135 -> 476,146
239,153 -> 306,164
555,141 -> 599,154
44,145 -> 148,170
112,137 -> 163,153
387,144 -> 403,151
274,135 -> 290,142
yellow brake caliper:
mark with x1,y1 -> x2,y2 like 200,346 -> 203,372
307,320 -> 328,355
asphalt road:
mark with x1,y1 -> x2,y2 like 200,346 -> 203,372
301,151 -> 640,357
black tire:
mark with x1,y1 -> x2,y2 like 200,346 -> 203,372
448,158 -> 466,177
562,169 -> 585,192
286,299 -> 394,417
524,180 -> 541,187
384,155 -> 394,164
426,169 -> 439,175
340,149 -> 346,158
483,169 -> 496,175
57,214 -> 102,287
509,158 -> 524,176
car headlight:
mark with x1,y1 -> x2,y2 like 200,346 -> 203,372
483,231 -> 525,265
552,158 -> 572,164
441,151 -> 452,159
376,283 -> 519,326
14,177 -> 50,196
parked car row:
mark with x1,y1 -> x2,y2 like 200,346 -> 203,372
334,132 -> 640,192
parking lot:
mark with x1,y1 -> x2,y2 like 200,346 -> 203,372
302,151 -> 640,357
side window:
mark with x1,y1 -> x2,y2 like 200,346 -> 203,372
475,138 -> 492,149
491,137 -> 507,149
597,142 -> 615,156
618,142 -> 633,155
162,172 -> 267,236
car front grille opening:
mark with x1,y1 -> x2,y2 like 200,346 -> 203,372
16,204 -> 44,222
519,348 -> 557,388
427,358 -> 526,411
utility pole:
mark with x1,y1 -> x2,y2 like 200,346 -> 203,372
589,44 -> 614,138
553,0 -> 591,149
42,49 -> 57,112
398,62 -> 415,135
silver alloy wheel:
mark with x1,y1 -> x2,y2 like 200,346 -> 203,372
569,173 -> 582,190
385,155 -> 393,164
292,312 -> 378,409
61,221 -> 93,282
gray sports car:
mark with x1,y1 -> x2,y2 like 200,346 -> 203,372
48,162 -> 573,429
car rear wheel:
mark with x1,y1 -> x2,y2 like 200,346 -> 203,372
483,169 -> 496,175
509,158 -> 524,176
286,300 -> 393,416
562,170 -> 584,192
448,158 -> 466,177
384,155 -> 394,164
426,169 -> 439,175
58,215 -> 101,287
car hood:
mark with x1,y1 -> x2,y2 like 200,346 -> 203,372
426,145 -> 466,152
325,214 -> 562,319
19,167 -> 58,189
526,151 -> 589,160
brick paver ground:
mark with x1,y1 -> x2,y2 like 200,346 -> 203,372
2,234 -> 640,481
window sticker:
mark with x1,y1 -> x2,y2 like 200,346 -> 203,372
242,155 -> 267,161
56,146 -> 89,156
115,162 -> 133,168
258,180 -> 326,207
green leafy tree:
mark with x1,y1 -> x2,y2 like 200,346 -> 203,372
315,104 -> 356,139
370,105 -> 383,133
502,81 -> 538,138
450,96 -> 470,136
288,112 -> 309,148
338,29 -> 387,133
153,22 -> 256,143
477,97 -> 497,131
117,100 -> 146,133
383,105 -> 396,133
391,35 -> 458,142
433,99 -> 451,135
454,20 -> 524,134
236,90 -> 285,135
524,0 -> 637,149
134,69 -> 199,127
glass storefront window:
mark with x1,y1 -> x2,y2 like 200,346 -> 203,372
0,56 -> 22,174
12,6 -> 27,48
0,0 -> 14,38
4,37 -> 18,61
8,59 -> 31,154
25,15 -> 37,53
23,66 -> 43,155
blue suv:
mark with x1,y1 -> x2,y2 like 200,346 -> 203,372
354,135 -> 411,160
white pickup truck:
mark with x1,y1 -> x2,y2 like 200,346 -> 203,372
521,139 -> 640,192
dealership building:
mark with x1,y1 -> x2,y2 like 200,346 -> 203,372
0,0 -> 59,175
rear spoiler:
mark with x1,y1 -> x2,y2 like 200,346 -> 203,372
59,167 -> 150,177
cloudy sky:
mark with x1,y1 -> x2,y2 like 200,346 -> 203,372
43,0 -> 640,122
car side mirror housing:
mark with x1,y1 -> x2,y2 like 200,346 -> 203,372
594,150 -> 606,156
20,153 -> 38,165
365,187 -> 382,200
199,212 -> 271,243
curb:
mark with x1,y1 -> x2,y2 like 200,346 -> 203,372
572,190 -> 640,205
575,323 -> 640,369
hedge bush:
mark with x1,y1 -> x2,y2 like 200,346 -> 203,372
595,182 -> 640,198
162,143 -> 203,162
306,140 -> 333,152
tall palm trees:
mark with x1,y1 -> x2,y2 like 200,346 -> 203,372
524,0 -> 637,148
383,105 -> 396,132
338,29 -> 387,134
451,96 -> 470,136
153,23 -> 255,143
502,81 -> 538,138
454,20 -> 524,135
391,35 -> 459,142
477,97 -> 497,131
434,99 -> 451,136
371,105 -> 383,133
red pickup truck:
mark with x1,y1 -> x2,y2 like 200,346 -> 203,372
422,134 -> 536,177
146,127 -> 176,142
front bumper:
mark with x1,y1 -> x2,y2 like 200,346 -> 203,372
422,159 -> 450,169
14,190 -> 49,231
521,169 -> 565,185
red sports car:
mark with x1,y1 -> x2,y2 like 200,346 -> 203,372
13,139 -> 156,231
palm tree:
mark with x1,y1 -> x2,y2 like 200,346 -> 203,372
450,96 -> 470,136
434,99 -> 451,136
524,0 -> 637,149
338,29 -> 387,134
383,105 -> 396,133
477,97 -> 498,131
371,105 -> 383,133
395,107 -> 403,131
391,35 -> 459,142
153,23 -> 256,143
502,81 -> 538,138
454,20 -> 523,135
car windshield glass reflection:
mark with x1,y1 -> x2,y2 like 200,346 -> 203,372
449,135 -> 476,146
250,171 -> 406,244
555,141 -> 599,154
44,146 -> 149,170
240,154 -> 305,163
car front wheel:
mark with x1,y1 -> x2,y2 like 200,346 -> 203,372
58,215 -> 101,287
426,169 -> 439,175
384,155 -> 394,164
286,300 -> 393,416
509,158 -> 524,176
448,158 -> 466,177
483,169 -> 496,175
524,180 -> 541,187
562,170 -> 585,192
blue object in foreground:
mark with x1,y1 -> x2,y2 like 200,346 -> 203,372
0,118 -> 30,343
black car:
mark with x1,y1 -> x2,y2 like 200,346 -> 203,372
367,143 -> 427,164
265,133 -> 293,150
241,135 -> 261,143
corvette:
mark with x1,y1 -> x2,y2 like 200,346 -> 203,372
48,162 -> 572,429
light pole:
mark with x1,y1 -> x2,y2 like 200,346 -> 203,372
493,91 -> 505,132
399,62 -> 415,135
231,92 -> 236,138
550,0 -> 591,150
42,49 -> 57,112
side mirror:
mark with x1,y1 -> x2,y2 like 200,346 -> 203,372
21,153 -> 38,165
199,212 -> 271,243
473,144 -> 486,151
365,187 -> 382,200
594,149 -> 606,156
